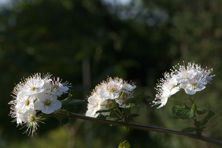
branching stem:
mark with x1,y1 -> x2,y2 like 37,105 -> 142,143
71,112 -> 222,147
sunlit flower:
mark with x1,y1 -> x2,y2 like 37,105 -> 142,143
34,93 -> 62,114
85,77 -> 136,117
85,93 -> 109,117
152,72 -> 180,109
22,109 -> 44,136
15,92 -> 35,113
121,83 -> 136,93
153,62 -> 214,108
9,73 -> 69,136
21,74 -> 45,95
98,77 -> 123,99
49,77 -> 69,96
176,62 -> 214,95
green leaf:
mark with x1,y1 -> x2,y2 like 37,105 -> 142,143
124,126 -> 130,131
61,94 -> 86,111
106,116 -> 122,122
122,106 -> 136,115
189,104 -> 196,118
196,108 -> 207,115
128,114 -> 139,118
96,108 -> 115,113
181,127 -> 197,133
200,110 -> 215,126
172,104 -> 193,119
118,140 -> 131,148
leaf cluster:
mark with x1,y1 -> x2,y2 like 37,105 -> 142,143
96,104 -> 139,123
118,140 -> 131,148
172,104 -> 214,135
53,94 -> 87,126
61,94 -> 87,112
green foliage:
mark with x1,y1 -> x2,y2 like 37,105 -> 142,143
181,127 -> 197,133
96,108 -> 115,114
199,111 -> 215,127
61,94 -> 86,112
106,116 -> 123,122
97,105 -> 138,123
118,140 -> 131,148
174,104 -> 215,135
189,104 -> 196,118
172,104 -> 194,119
196,108 -> 207,115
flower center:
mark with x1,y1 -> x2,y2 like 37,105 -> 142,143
25,99 -> 30,106
191,83 -> 197,89
44,100 -> 51,106
109,89 -> 115,93
107,86 -> 116,93
31,87 -> 35,91
29,115 -> 35,122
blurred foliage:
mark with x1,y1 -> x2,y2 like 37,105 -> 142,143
0,0 -> 222,147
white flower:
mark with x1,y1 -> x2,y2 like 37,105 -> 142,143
22,74 -> 45,95
116,98 -> 132,108
23,109 -> 44,136
153,62 -> 214,108
34,93 -> 62,114
98,78 -> 123,99
177,62 -> 214,95
121,83 -> 136,93
15,92 -> 35,113
50,80 -> 69,96
152,94 -> 169,109
85,93 -> 110,117
85,77 -> 136,117
15,107 -> 26,125
9,73 -> 69,136
153,72 -> 180,108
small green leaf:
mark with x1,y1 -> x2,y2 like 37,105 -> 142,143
122,106 -> 136,113
96,108 -> 115,114
128,114 -> 139,118
124,126 -> 130,131
106,116 -> 122,122
181,127 -> 197,133
61,94 -> 86,111
172,104 -> 192,119
196,108 -> 207,115
118,140 -> 131,148
200,110 -> 215,126
189,104 -> 196,118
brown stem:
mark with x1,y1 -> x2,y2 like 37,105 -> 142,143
70,113 -> 222,147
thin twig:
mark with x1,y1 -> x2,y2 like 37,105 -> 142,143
71,113 -> 222,147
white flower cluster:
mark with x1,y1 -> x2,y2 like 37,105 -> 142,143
85,77 -> 136,118
153,62 -> 214,109
9,73 -> 69,136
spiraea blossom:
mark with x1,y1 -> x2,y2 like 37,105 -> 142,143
86,77 -> 136,118
153,62 -> 214,109
9,73 -> 69,136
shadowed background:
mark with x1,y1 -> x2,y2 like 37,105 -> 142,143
0,0 -> 221,147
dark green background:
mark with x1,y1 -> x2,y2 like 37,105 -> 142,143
0,0 -> 221,147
